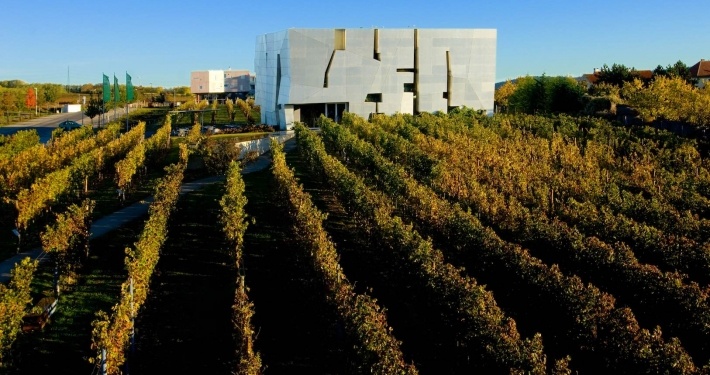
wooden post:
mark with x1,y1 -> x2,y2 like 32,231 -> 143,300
53,258 -> 59,298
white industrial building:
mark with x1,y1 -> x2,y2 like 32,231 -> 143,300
255,28 -> 496,129
190,69 -> 254,101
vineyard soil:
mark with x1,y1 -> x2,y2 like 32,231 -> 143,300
9,223 -> 138,373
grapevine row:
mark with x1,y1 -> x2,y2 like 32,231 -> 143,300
145,115 -> 172,155
0,125 -> 119,196
344,113 -> 710,362
559,197 -> 710,283
219,160 -> 261,374
89,144 -> 188,374
294,123 -> 558,373
0,129 -> 40,160
428,111 -> 710,217
39,199 -> 94,290
317,116 -> 698,374
2,189 -> 94,367
113,116 -> 172,193
401,112 -> 710,243
0,258 -> 38,368
115,143 -> 146,191
270,139 -> 418,375
494,113 -> 710,212
14,122 -> 145,230
360,113 -> 710,285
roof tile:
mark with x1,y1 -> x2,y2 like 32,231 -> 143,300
690,60 -> 710,78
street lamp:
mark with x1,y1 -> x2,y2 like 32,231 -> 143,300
34,87 -> 38,116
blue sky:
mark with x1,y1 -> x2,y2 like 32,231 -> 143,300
0,0 -> 706,88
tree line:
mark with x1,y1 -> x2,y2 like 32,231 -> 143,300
494,60 -> 709,136
0,80 -> 192,123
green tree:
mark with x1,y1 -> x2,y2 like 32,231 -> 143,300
84,97 -> 104,125
547,76 -> 585,114
155,91 -> 167,104
595,63 -> 636,86
508,76 -> 539,114
588,82 -> 620,98
42,84 -> 63,110
1,91 -> 17,123
200,137 -> 242,174
80,83 -> 99,93
0,80 -> 26,88
508,75 -> 584,115
653,60 -> 696,86
622,75 -> 710,128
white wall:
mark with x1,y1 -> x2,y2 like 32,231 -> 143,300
191,70 -> 252,94
61,104 -> 82,113
234,131 -> 295,159
208,70 -> 224,93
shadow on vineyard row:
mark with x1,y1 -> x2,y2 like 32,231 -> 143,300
7,146 -> 359,374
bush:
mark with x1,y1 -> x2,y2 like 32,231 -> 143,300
583,96 -> 614,115
219,124 -> 276,134
199,137 -> 243,175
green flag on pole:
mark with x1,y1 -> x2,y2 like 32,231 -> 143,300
114,75 -> 120,103
126,72 -> 134,102
103,74 -> 110,103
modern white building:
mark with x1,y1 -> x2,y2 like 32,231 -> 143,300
190,69 -> 254,101
255,28 -> 496,129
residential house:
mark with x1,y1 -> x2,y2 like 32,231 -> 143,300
689,59 -> 710,88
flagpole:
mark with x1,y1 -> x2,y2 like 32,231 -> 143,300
113,73 -> 117,125
102,73 -> 110,128
100,76 -> 102,128
100,78 -> 102,128
125,71 -> 129,131
125,72 -> 135,132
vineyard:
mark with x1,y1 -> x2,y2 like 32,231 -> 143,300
1,109 -> 709,374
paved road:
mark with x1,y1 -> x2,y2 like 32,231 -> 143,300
0,137 -> 296,283
0,109 -> 134,143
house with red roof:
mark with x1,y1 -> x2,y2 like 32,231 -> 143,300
689,59 -> 710,88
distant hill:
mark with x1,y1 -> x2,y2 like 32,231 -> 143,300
495,78 -> 528,90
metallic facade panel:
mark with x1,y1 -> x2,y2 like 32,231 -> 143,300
255,28 -> 496,129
